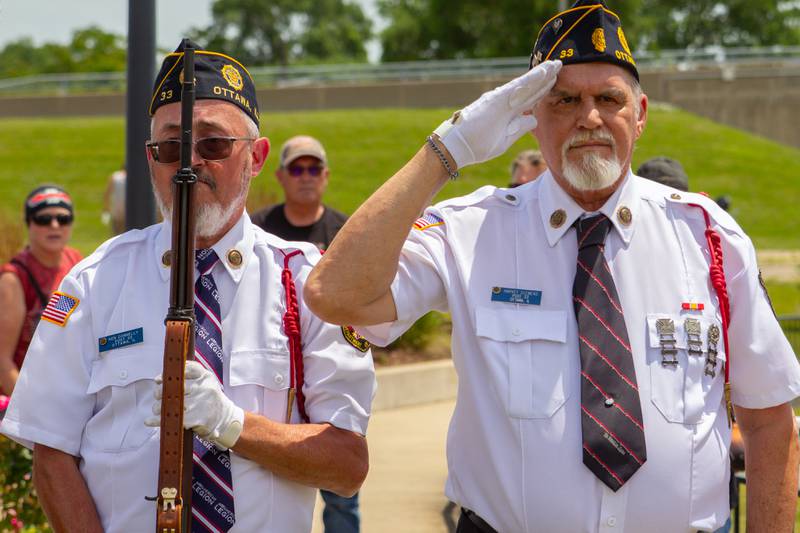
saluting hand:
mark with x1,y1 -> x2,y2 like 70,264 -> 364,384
433,60 -> 561,169
145,360 -> 245,450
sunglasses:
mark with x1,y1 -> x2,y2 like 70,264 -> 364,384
31,213 -> 73,226
146,136 -> 255,164
286,164 -> 324,177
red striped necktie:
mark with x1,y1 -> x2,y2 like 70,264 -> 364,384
573,214 -> 646,491
192,249 -> 236,532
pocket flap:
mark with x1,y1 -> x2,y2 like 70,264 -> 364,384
87,348 -> 162,394
476,306 -> 567,343
229,349 -> 289,391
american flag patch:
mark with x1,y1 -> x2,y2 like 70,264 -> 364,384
412,213 -> 444,230
41,291 -> 80,327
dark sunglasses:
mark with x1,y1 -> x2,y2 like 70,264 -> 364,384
286,164 -> 324,177
146,136 -> 255,164
31,213 -> 73,226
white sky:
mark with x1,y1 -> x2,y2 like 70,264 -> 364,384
0,0 -> 383,62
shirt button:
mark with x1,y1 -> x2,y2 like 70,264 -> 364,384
119,370 -> 128,380
274,373 -> 284,385
512,328 -> 521,336
606,516 -> 617,527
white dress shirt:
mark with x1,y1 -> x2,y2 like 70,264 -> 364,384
2,213 -> 376,533
360,170 -> 800,533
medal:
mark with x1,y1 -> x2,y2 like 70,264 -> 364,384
656,318 -> 678,367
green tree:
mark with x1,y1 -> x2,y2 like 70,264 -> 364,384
0,26 -> 126,79
191,0 -> 372,66
378,0 -> 640,61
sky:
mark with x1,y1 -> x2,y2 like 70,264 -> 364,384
0,0 -> 384,62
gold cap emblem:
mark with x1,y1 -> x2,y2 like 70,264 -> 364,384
592,28 -> 606,53
227,249 -> 243,268
221,64 -> 244,91
550,209 -> 567,228
617,206 -> 632,226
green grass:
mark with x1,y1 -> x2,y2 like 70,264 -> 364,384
0,106 -> 798,255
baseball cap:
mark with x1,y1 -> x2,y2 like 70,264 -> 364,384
636,157 -> 689,192
279,135 -> 328,167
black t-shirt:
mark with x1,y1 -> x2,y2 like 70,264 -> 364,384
251,204 -> 348,250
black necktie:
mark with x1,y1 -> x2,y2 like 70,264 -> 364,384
573,214 -> 646,491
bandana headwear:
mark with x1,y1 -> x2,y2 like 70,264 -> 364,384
25,185 -> 73,223
530,0 -> 638,81
149,39 -> 260,127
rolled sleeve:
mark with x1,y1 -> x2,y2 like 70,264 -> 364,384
727,236 -> 800,408
1,274 -> 96,455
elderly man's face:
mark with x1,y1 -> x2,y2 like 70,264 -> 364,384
148,100 -> 269,242
276,155 -> 330,208
533,63 -> 647,197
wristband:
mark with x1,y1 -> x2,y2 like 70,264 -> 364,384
426,135 -> 459,180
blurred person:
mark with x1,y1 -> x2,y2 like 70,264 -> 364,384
636,156 -> 689,192
305,1 -> 800,531
251,135 -> 347,252
102,166 -> 126,235
1,40 -> 375,533
252,134 -> 359,533
509,148 -> 547,187
0,185 -> 82,396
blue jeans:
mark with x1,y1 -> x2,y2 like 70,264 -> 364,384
320,490 -> 360,533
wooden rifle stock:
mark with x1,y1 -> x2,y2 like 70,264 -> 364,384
156,39 -> 197,533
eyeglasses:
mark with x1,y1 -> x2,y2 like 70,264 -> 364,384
31,213 -> 73,226
286,164 -> 324,177
146,136 -> 255,164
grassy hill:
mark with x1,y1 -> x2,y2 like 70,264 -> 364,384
0,105 -> 798,255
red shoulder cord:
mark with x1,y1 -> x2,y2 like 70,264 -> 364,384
689,203 -> 734,425
281,249 -> 310,423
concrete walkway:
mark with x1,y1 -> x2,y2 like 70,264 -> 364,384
312,400 -> 456,533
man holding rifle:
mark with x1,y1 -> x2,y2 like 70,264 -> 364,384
305,1 -> 800,531
1,40 -> 375,532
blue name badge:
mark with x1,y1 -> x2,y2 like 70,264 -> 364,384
491,286 -> 542,305
99,327 -> 144,353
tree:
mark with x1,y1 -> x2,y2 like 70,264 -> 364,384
190,0 -> 372,66
0,26 -> 126,79
378,0 -> 640,62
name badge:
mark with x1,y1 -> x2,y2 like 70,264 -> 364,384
491,286 -> 542,305
99,327 -> 144,353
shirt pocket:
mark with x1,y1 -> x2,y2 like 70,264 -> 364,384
476,306 -> 569,419
229,349 -> 291,422
647,314 -> 727,425
85,348 -> 162,452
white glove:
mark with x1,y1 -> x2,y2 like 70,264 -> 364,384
145,360 -> 245,450
433,60 -> 562,169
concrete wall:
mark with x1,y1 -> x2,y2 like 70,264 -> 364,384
1,65 -> 798,148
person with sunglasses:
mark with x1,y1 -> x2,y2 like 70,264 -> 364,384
1,41 -> 375,533
0,185 -> 82,396
253,134 -> 358,533
251,135 -> 348,253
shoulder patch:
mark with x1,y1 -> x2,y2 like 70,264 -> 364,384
412,213 -> 444,231
41,291 -> 80,327
341,326 -> 371,352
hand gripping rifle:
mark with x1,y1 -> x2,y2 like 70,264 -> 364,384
155,39 -> 197,533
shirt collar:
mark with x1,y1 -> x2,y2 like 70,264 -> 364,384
155,211 -> 254,284
538,168 -> 639,247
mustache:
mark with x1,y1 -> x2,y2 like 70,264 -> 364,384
196,172 -> 217,191
564,129 -> 616,151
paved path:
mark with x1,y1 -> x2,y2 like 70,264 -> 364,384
312,400 -> 456,533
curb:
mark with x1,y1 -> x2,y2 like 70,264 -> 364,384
373,359 -> 457,412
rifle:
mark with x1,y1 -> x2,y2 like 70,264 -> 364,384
155,39 -> 197,533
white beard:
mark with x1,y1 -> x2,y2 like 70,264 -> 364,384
561,130 -> 623,192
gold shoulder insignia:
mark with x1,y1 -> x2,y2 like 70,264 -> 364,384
342,326 -> 371,353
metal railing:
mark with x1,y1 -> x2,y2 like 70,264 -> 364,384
1,45 -> 799,97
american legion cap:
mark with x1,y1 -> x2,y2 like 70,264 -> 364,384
149,39 -> 260,127
530,0 -> 638,81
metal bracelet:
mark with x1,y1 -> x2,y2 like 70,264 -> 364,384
425,135 -> 459,180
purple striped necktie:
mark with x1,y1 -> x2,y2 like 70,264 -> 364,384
192,249 -> 235,532
573,214 -> 646,491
